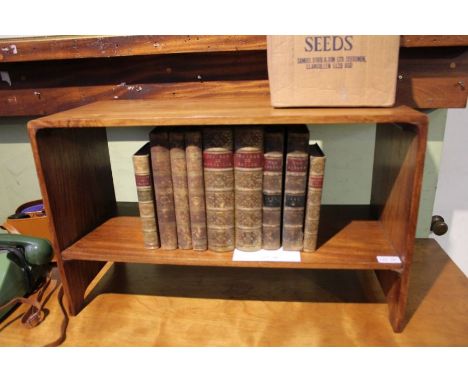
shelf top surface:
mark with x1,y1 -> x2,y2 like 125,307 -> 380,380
29,94 -> 427,129
62,208 -> 403,271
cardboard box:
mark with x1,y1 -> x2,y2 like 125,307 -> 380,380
267,35 -> 400,107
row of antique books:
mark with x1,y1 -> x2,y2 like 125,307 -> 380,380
132,125 -> 326,253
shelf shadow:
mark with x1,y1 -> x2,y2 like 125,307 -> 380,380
82,239 -> 451,328
84,205 -> 385,306
403,239 -> 450,327
316,204 -> 374,247
85,263 -> 387,305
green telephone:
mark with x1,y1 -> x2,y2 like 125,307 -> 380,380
0,234 -> 53,320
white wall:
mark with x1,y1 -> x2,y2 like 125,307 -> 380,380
0,118 -> 41,222
432,105 -> 468,276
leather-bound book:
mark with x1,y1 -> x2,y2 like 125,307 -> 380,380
150,128 -> 178,250
303,143 -> 326,252
185,130 -> 208,251
203,127 -> 235,252
132,142 -> 160,249
234,127 -> 264,251
262,126 -> 285,250
282,125 -> 310,250
169,129 -> 192,249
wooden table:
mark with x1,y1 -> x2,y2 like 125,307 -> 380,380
1,239 -> 466,346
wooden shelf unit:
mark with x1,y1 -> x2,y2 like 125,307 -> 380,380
28,93 -> 428,333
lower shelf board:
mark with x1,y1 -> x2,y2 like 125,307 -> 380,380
62,215 -> 402,271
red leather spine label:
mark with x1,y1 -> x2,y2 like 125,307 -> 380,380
310,175 -> 324,188
263,157 -> 282,171
135,174 -> 151,187
234,152 -> 263,168
203,152 -> 233,168
286,157 -> 308,172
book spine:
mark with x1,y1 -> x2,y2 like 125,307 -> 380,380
262,127 -> 285,250
282,153 -> 309,250
133,149 -> 160,249
282,126 -> 309,251
150,129 -> 178,249
234,127 -> 264,251
203,127 -> 235,252
169,129 -> 192,249
185,130 -> 208,251
303,153 -> 326,252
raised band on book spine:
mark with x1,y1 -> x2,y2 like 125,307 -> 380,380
150,128 -> 178,250
203,127 -> 235,252
282,125 -> 309,251
185,130 -> 208,251
133,142 -> 160,249
234,127 -> 264,251
303,143 -> 326,252
262,126 -> 285,250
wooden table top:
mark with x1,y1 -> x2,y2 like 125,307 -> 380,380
1,238 -> 467,346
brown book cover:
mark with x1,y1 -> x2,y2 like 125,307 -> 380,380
282,125 -> 309,250
169,129 -> 192,249
303,143 -> 326,252
185,130 -> 208,251
132,142 -> 160,249
150,128 -> 178,250
234,127 -> 264,251
203,127 -> 235,252
262,126 -> 285,250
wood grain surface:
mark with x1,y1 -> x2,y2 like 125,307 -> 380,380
0,51 -> 267,89
401,35 -> 468,47
29,127 -> 116,315
0,239 -> 466,346
0,80 -> 270,117
62,205 -> 401,271
372,123 -> 427,262
396,47 -> 468,108
28,97 -> 427,129
371,121 -> 427,332
0,35 -> 466,63
1,38 -> 467,116
0,35 -> 265,62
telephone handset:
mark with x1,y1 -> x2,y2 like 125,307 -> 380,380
0,234 -> 53,319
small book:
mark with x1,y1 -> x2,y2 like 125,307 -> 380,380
185,130 -> 208,251
234,126 -> 264,251
169,129 -> 192,249
262,126 -> 285,250
203,127 -> 235,252
282,125 -> 310,251
303,143 -> 326,252
150,128 -> 178,250
132,142 -> 160,249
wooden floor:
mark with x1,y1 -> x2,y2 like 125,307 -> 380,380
0,239 -> 467,346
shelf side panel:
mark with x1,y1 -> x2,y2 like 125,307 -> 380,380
33,127 -> 116,314
371,121 -> 427,332
35,128 -> 117,249
371,123 -> 426,261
